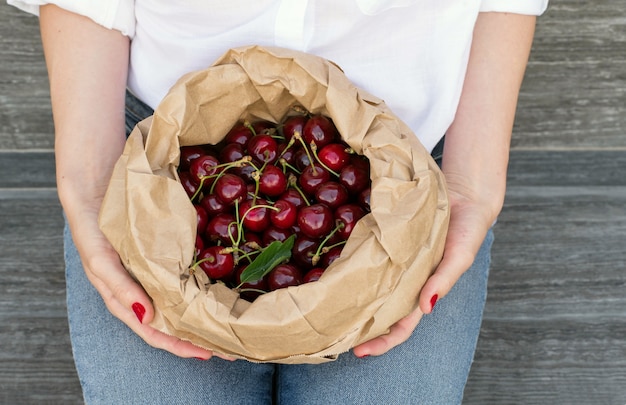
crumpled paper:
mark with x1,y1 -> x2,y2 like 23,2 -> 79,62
99,45 -> 449,363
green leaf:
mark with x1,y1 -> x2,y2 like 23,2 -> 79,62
238,234 -> 296,285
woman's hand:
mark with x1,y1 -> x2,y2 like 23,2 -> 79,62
352,12 -> 537,358
40,5 -> 228,361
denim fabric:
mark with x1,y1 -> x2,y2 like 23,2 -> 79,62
64,90 -> 491,404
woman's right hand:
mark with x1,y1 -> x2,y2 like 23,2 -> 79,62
40,5 -> 228,361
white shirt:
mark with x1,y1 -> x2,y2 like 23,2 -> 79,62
9,0 -> 548,152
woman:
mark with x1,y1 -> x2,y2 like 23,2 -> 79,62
9,1 -> 547,403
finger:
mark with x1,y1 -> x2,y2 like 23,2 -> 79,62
352,308 -> 423,358
418,210 -> 487,314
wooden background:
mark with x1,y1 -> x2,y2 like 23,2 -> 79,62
1,1 -> 625,404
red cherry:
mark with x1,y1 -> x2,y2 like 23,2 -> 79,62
292,235 -> 320,269
357,187 -> 371,212
239,199 -> 270,233
194,234 -> 205,258
303,267 -> 325,283
247,134 -> 278,164
214,173 -> 247,205
252,120 -> 276,135
294,147 -> 312,171
219,143 -> 245,163
270,199 -> 297,229
321,245 -> 343,268
189,154 -> 221,190
318,143 -> 350,172
259,165 -> 287,197
299,163 -> 331,196
179,145 -> 206,171
199,193 -> 229,217
314,182 -> 349,209
334,204 -> 366,240
279,189 -> 309,209
297,203 -> 334,239
198,246 -> 235,280
303,114 -> 338,148
206,213 -> 238,244
224,122 -> 254,147
262,225 -> 292,246
282,115 -> 308,142
339,163 -> 370,195
179,171 -> 200,199
194,204 -> 209,234
267,264 -> 303,291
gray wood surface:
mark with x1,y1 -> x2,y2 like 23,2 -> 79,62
1,1 -> 625,404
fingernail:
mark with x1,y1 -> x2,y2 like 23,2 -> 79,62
194,357 -> 208,361
430,294 -> 439,312
132,302 -> 146,323
357,353 -> 369,359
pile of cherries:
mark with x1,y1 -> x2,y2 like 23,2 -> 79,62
178,109 -> 371,301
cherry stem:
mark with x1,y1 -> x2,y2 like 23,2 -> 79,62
287,173 -> 311,206
309,142 -> 339,177
312,221 -> 345,266
293,131 -> 317,175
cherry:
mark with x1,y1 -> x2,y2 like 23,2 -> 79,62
194,204 -> 209,234
297,203 -> 334,239
294,147 -> 312,171
241,232 -> 263,255
298,163 -> 331,196
339,163 -> 370,195
262,225 -> 292,246
247,134 -> 279,164
280,188 -> 309,209
357,187 -> 371,212
179,145 -> 206,170
292,235 -> 319,269
179,171 -> 200,199
214,173 -> 247,205
194,234 -> 205,258
258,165 -> 287,197
303,114 -> 338,148
219,143 -> 245,164
206,213 -> 238,244
199,193 -> 229,217
239,199 -> 270,233
314,182 -> 349,209
269,199 -> 297,229
317,143 -> 350,172
320,245 -> 343,268
189,154 -> 221,189
198,246 -> 235,280
334,204 -> 366,240
281,115 -> 308,142
252,120 -> 276,135
224,122 -> 254,146
267,264 -> 303,291
303,267 -> 325,283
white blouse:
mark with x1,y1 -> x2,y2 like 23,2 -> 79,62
9,0 -> 548,152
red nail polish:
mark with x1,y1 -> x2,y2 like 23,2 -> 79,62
132,302 -> 145,323
194,357 -> 208,361
430,294 -> 439,311
357,353 -> 369,359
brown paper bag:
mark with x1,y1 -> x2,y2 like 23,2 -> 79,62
99,45 -> 449,363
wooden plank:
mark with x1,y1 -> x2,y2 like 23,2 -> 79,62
0,196 -> 82,403
464,185 -> 626,404
513,0 -> 626,149
0,3 -> 54,150
0,151 -> 56,189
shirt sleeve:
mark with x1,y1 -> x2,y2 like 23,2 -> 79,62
7,0 -> 136,37
480,0 -> 549,16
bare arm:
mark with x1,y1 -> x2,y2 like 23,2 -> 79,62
354,12 -> 537,357
40,5 -> 216,359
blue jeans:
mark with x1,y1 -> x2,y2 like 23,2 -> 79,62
64,91 -> 492,404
